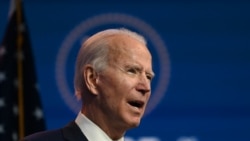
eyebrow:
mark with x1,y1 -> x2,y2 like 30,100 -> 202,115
124,64 -> 155,78
148,71 -> 155,78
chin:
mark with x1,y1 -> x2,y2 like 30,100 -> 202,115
123,111 -> 144,128
127,118 -> 141,128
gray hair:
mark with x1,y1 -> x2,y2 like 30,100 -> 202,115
74,28 -> 147,99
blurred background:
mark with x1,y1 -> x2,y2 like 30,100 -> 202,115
0,0 -> 249,141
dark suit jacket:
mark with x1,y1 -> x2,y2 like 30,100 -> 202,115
21,121 -> 88,141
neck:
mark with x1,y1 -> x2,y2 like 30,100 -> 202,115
81,104 -> 126,140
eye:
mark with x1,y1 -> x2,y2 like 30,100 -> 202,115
146,74 -> 153,81
127,68 -> 137,74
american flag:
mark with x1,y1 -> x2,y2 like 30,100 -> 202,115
0,0 -> 46,140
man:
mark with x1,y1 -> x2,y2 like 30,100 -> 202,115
21,28 -> 154,141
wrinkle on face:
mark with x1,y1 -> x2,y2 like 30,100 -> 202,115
107,34 -> 154,77
89,34 -> 154,137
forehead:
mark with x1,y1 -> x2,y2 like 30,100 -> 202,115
108,34 -> 149,55
107,34 -> 152,68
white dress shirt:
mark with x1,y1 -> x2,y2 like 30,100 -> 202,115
75,112 -> 124,141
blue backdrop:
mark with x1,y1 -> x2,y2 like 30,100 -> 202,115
1,0 -> 250,141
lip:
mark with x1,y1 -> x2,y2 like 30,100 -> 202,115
128,100 -> 145,109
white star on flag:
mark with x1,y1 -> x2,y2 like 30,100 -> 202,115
0,47 -> 7,56
12,132 -> 18,141
13,105 -> 18,115
13,79 -> 18,87
0,72 -> 6,83
0,124 -> 4,133
33,107 -> 43,120
0,0 -> 46,139
0,98 -> 5,107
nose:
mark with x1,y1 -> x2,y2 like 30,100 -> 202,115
136,74 -> 151,95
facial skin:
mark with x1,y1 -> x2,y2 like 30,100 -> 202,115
83,34 -> 154,139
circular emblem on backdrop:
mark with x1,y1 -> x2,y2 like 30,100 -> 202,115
55,13 -> 170,115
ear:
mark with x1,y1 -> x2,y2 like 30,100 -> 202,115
83,65 -> 99,95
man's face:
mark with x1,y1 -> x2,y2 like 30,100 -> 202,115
95,35 -> 154,130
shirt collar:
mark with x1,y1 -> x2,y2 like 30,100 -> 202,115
75,112 -> 124,141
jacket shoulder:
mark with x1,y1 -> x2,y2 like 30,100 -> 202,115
21,129 -> 63,141
20,121 -> 88,141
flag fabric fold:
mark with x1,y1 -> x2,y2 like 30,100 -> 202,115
0,0 -> 46,140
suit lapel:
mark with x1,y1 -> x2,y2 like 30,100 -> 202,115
62,121 -> 88,141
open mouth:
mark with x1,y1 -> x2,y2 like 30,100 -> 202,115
128,100 -> 144,108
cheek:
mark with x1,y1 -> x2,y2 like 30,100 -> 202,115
97,75 -> 125,101
103,74 -> 132,94
145,94 -> 151,103
97,72 -> 137,103
104,80 -> 133,109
